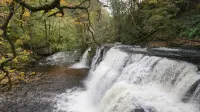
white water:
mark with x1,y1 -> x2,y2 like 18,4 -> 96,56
152,47 -> 180,52
71,48 -> 91,69
54,46 -> 200,112
39,51 -> 79,66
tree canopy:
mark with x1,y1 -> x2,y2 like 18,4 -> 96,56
0,0 -> 107,90
1,0 -> 200,90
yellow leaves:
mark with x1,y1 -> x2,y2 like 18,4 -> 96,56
4,66 -> 11,71
72,21 -> 83,25
0,56 -> 6,63
22,9 -> 31,21
23,50 -> 26,53
19,55 -> 29,62
23,50 -> 32,55
16,72 -> 26,82
31,72 -> 36,75
0,1 -> 3,5
21,35 -> 30,41
70,14 -> 89,26
16,36 -> 30,46
1,78 -> 8,84
56,13 -> 63,17
71,18 -> 78,21
80,14 -> 88,18
60,0 -> 80,7
6,0 -> 12,4
60,0 -> 68,5
22,9 -> 31,20
13,58 -> 18,63
48,9 -> 63,17
49,9 -> 57,15
0,72 -> 5,79
0,0 -> 12,5
0,67 -> 36,85
0,41 -> 5,45
149,0 -> 158,5
9,69 -> 15,73
71,17 -> 88,26
23,10 -> 30,17
19,72 -> 24,76
40,10 -> 45,14
0,30 -> 3,36
16,39 -> 23,45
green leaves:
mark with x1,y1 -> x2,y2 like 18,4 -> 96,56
178,13 -> 200,39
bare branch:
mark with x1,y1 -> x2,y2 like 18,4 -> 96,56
72,0 -> 88,12
13,0 -> 60,12
14,0 -> 88,13
0,2 -> 16,90
85,0 -> 100,45
48,10 -> 64,17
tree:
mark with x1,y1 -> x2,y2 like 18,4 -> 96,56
109,0 -> 199,44
0,0 -> 101,90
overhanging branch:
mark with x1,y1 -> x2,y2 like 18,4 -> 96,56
14,0 -> 88,13
13,0 -> 60,12
0,2 -> 16,90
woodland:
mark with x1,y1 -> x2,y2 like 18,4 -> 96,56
0,0 -> 200,90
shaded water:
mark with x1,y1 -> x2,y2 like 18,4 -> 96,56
39,50 -> 80,66
0,50 -> 88,112
54,45 -> 200,112
71,48 -> 91,69
1,46 -> 200,112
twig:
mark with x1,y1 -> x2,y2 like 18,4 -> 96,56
85,0 -> 100,46
72,0 -> 88,12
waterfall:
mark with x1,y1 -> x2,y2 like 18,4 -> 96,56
55,45 -> 200,112
71,48 -> 91,69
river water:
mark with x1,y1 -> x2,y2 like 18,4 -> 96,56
0,50 -> 88,112
71,48 -> 91,69
54,45 -> 200,112
1,45 -> 200,112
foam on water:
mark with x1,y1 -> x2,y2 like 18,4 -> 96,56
100,82 -> 198,112
54,46 -> 200,112
71,48 -> 91,69
152,47 -> 181,52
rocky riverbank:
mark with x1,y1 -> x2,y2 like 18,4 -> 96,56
0,66 -> 88,112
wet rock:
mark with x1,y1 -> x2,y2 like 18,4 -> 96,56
119,45 -> 200,69
34,46 -> 52,56
47,67 -> 89,76
39,51 -> 81,66
132,108 -> 145,112
182,79 -> 200,102
0,67 -> 88,112
17,108 -> 26,112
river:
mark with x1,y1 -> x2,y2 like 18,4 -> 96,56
55,45 -> 200,112
1,44 -> 200,112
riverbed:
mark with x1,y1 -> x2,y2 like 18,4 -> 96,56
1,45 -> 200,112
0,66 -> 88,112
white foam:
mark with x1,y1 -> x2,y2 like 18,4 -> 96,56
54,46 -> 200,112
71,48 -> 91,69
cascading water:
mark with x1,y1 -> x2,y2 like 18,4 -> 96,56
54,45 -> 200,112
39,50 -> 80,66
71,48 -> 91,69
